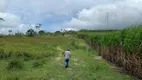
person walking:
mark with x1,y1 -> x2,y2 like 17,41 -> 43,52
63,49 -> 71,68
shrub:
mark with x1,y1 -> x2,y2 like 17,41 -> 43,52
38,30 -> 46,35
15,32 -> 24,37
32,60 -> 44,68
6,76 -> 19,80
0,35 -> 4,38
7,60 -> 24,70
26,29 -> 37,37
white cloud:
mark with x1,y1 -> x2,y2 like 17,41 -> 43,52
64,28 -> 78,31
0,12 -> 21,28
0,0 -> 8,12
65,0 -> 142,30
8,0 -> 115,23
5,0 -> 113,33
1,0 -> 142,33
0,0 -> 37,34
8,0 -> 96,15
0,12 -> 37,34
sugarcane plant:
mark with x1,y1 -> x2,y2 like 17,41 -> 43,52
77,25 -> 142,79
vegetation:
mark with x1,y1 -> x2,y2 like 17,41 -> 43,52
0,17 -> 5,21
7,59 -> 24,70
55,31 -> 62,36
26,29 -> 37,37
38,30 -> 46,35
78,25 -> 142,79
0,36 -> 134,80
15,32 -> 24,37
8,30 -> 12,35
0,18 -> 138,79
79,29 -> 118,32
35,23 -> 42,32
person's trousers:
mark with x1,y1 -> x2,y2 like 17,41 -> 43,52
65,59 -> 69,68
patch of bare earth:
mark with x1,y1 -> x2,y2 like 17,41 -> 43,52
66,68 -> 73,70
55,57 -> 63,62
56,46 -> 63,51
74,63 -> 80,66
94,56 -> 103,60
55,46 -> 64,62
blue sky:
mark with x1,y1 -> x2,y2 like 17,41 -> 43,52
0,0 -> 142,34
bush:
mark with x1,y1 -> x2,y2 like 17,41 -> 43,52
26,29 -> 37,37
38,30 -> 46,35
0,35 -> 4,38
15,32 -> 24,37
7,60 -> 24,70
32,60 -> 44,68
0,49 -> 11,59
6,76 -> 19,80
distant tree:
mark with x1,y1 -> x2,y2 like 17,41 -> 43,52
0,17 -> 5,21
0,17 -> 5,28
38,30 -> 46,35
61,29 -> 63,32
26,29 -> 36,37
15,32 -> 24,37
79,29 -> 88,32
67,31 -> 77,35
45,32 -> 52,35
55,31 -> 61,34
55,31 -> 61,36
8,30 -> 12,35
35,24 -> 42,32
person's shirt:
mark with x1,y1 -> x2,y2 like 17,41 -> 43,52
64,51 -> 71,59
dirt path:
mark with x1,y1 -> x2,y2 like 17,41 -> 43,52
55,46 -> 63,63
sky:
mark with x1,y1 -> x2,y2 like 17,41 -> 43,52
0,0 -> 142,34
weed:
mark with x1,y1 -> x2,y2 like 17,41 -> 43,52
32,60 -> 44,68
7,59 -> 24,70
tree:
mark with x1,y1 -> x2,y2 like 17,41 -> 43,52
0,17 -> 5,21
26,29 -> 36,37
55,31 -> 61,34
54,31 -> 61,36
38,30 -> 46,35
15,31 -> 24,37
8,30 -> 12,35
35,24 -> 42,32
0,17 -> 5,28
45,32 -> 51,35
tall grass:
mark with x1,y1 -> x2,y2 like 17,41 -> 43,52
0,36 -> 69,59
78,25 -> 142,79
0,36 -> 134,80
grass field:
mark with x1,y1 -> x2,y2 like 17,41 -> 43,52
0,36 -> 135,80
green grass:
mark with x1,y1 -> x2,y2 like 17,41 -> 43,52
0,36 -> 135,80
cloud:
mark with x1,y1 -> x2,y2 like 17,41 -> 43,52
7,0 -> 95,23
8,0 -> 115,23
0,0 -> 37,34
0,12 -> 21,27
0,0 -> 8,12
1,0 -> 142,34
65,0 -> 142,30
64,28 -> 78,31
0,12 -> 36,34
5,0 -> 115,33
